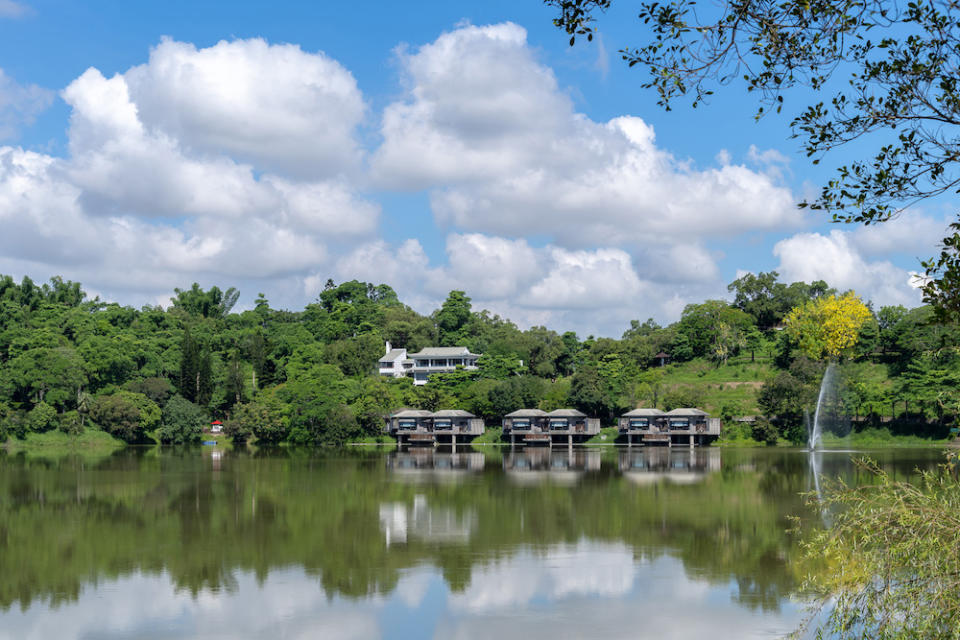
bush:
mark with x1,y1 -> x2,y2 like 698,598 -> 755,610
720,420 -> 752,441
223,400 -> 289,445
90,393 -> 145,442
719,401 -> 745,423
751,417 -> 779,445
801,458 -> 960,638
158,395 -> 206,445
58,410 -> 84,436
90,391 -> 159,443
27,402 -> 59,433
662,386 -> 705,411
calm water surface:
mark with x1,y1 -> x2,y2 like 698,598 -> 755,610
0,446 -> 944,639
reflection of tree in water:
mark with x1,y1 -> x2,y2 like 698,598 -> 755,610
0,448 -> 936,615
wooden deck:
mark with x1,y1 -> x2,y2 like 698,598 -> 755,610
407,433 -> 436,442
643,434 -> 670,443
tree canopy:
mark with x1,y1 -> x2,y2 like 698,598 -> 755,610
0,271 -> 957,448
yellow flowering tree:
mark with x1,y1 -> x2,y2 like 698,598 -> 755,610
784,293 -> 872,361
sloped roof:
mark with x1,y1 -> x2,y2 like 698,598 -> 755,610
379,349 -> 407,363
547,408 -> 587,418
665,408 -> 709,416
622,408 -> 664,417
408,347 -> 479,358
391,409 -> 433,418
505,409 -> 548,418
432,409 -> 476,418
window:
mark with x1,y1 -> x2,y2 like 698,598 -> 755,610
398,419 -> 417,429
434,419 -> 452,429
550,419 -> 568,429
669,419 -> 689,429
513,419 -> 531,429
629,419 -> 648,428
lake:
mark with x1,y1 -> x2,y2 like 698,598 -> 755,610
0,445 -> 944,639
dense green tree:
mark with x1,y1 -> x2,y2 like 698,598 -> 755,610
281,364 -> 358,445
26,401 -> 58,433
488,375 -> 547,416
124,377 -> 174,406
171,283 -> 239,319
178,327 -> 201,402
435,291 -> 472,346
90,391 -> 159,443
727,272 -> 834,331
676,301 -> 755,361
223,353 -> 246,408
158,395 -> 206,445
661,386 -> 705,412
239,389 -> 290,444
569,365 -> 608,418
1,346 -> 87,410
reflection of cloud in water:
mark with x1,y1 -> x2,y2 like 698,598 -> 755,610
437,541 -> 803,640
1,545 -> 806,640
0,569 -> 382,640
447,541 -> 636,612
379,494 -> 477,546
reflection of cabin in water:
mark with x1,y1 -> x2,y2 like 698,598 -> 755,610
618,407 -> 720,447
385,409 -> 485,447
618,447 -> 721,484
386,449 -> 485,482
502,447 -> 601,485
502,408 -> 600,447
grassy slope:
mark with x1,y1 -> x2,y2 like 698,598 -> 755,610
659,356 -> 773,416
2,428 -> 126,458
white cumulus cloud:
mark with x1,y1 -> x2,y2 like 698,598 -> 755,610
373,23 -> 801,248
125,38 -> 366,178
0,38 -> 378,308
773,229 -> 923,307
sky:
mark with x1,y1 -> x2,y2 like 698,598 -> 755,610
0,0 -> 949,337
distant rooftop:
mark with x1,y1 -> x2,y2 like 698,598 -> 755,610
391,409 -> 434,418
505,409 -> 548,417
408,347 -> 479,358
665,408 -> 709,416
379,349 -> 407,363
547,408 -> 586,418
432,409 -> 476,418
622,408 -> 665,417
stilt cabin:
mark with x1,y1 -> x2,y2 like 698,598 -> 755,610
501,409 -> 549,443
386,409 -> 484,446
546,409 -> 600,436
618,407 -> 720,446
503,408 -> 600,446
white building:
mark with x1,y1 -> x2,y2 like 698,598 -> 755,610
378,342 -> 411,379
377,342 -> 481,385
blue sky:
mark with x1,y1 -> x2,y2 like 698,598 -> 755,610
0,0 -> 945,336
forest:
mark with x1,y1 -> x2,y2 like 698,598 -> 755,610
0,272 -> 958,448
